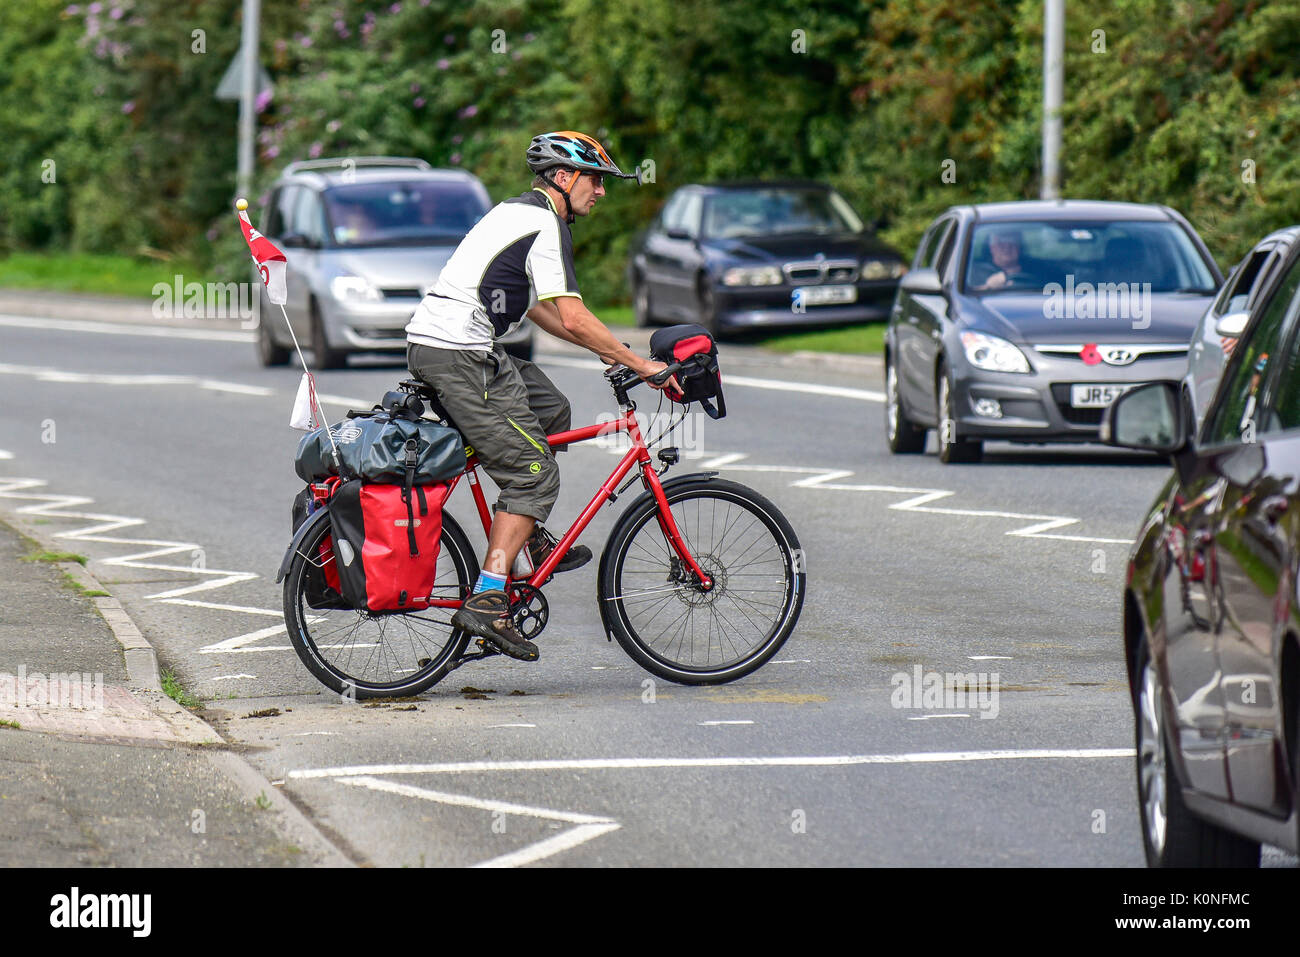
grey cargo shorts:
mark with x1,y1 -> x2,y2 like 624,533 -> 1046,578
407,341 -> 571,523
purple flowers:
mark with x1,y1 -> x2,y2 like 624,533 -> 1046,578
120,100 -> 134,114
326,119 -> 341,133
451,134 -> 462,144
255,88 -> 273,113
449,153 -> 461,165
458,104 -> 477,119
88,2 -> 101,12
389,2 -> 401,12
299,35 -> 313,48
65,4 -> 80,14
413,97 -> 425,108
109,6 -> 123,19
266,145 -> 280,159
309,141 -> 323,158
435,58 -> 449,70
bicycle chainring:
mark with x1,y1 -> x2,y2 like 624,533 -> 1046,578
508,583 -> 549,640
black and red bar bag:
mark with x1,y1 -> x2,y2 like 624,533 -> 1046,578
328,479 -> 450,613
649,323 -> 727,419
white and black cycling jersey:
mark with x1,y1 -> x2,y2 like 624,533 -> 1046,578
406,188 -> 580,351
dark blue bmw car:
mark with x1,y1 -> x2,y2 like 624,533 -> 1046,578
627,181 -> 906,339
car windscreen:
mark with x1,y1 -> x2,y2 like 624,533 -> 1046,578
702,188 -> 863,240
323,181 -> 489,247
963,221 -> 1217,295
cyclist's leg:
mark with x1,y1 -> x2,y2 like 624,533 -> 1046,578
408,342 -> 560,565
503,348 -> 572,449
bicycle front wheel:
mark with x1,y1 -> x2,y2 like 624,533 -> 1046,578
283,510 -> 476,699
601,478 -> 806,685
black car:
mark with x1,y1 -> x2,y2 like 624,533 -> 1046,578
884,201 -> 1223,463
627,181 -> 906,338
1103,237 -> 1300,866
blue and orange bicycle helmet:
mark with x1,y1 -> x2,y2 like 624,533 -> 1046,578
527,131 -> 639,222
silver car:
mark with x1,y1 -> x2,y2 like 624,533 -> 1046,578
254,157 -> 533,368
1183,226 -> 1299,434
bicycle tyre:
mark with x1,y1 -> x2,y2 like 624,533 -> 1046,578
601,478 -> 805,685
283,509 -> 476,699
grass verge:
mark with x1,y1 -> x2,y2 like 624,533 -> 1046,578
0,719 -> 20,730
22,550 -> 87,566
0,252 -> 208,299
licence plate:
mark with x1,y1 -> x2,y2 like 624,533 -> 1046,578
1070,383 -> 1139,408
794,284 -> 857,306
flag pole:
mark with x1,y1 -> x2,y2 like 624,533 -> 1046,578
236,197 -> 342,473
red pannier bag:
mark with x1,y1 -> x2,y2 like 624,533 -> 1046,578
328,478 -> 450,613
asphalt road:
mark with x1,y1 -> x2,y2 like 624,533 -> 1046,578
1,311 -> 1293,867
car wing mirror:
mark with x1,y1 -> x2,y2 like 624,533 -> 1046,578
1100,382 -> 1189,454
899,267 -> 941,295
1214,311 -> 1249,338
665,228 -> 693,241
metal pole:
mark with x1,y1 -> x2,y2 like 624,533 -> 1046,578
1042,0 -> 1064,200
237,0 -> 260,200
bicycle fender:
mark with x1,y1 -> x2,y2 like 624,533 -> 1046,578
275,505 -> 333,584
596,471 -> 719,641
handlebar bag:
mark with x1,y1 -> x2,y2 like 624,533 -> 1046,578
649,323 -> 727,419
328,478 -> 450,613
295,411 -> 465,484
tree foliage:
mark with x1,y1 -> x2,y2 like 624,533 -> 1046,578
5,0 -> 1300,303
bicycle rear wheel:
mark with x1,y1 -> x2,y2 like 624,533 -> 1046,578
601,478 -> 805,684
283,510 -> 476,699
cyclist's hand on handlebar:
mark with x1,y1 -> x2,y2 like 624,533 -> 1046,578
639,359 -> 679,394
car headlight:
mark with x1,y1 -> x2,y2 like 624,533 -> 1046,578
722,266 -> 783,286
330,274 -> 383,303
960,331 -> 1031,373
862,260 -> 907,280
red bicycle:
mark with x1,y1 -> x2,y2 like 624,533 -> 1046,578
280,361 -> 806,698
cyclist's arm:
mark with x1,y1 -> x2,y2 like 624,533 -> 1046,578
547,294 -> 667,383
525,300 -> 586,349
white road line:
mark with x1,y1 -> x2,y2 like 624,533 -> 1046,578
699,720 -> 754,726
907,714 -> 970,720
199,623 -> 288,654
317,393 -> 373,408
337,775 -> 621,868
475,822 -> 623,869
968,656 -> 1013,661
0,313 -> 254,342
0,450 -> 11,460
293,731 -> 339,736
770,659 -> 812,664
700,452 -> 1135,545
0,361 -> 269,396
210,674 -> 257,681
488,723 -> 537,728
288,748 -> 1135,779
539,355 -> 884,402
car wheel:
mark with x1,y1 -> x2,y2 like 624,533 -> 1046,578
885,359 -> 926,454
633,276 -> 655,328
256,312 -> 291,367
937,363 -> 983,464
310,299 -> 348,370
1134,634 -> 1260,867
697,276 -> 723,340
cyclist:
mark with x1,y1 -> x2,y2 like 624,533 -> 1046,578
407,130 -> 673,662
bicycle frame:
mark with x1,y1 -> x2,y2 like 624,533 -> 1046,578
431,406 -> 713,604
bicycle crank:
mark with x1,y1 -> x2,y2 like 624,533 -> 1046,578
507,583 -> 549,640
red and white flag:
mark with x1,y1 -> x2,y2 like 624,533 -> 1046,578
235,200 -> 288,305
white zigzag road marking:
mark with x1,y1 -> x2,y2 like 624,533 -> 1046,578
0,474 -> 264,619
602,445 -> 1133,545
0,438 -> 1130,659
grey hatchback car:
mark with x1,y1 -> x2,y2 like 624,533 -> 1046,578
254,157 -> 532,368
884,200 -> 1223,463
